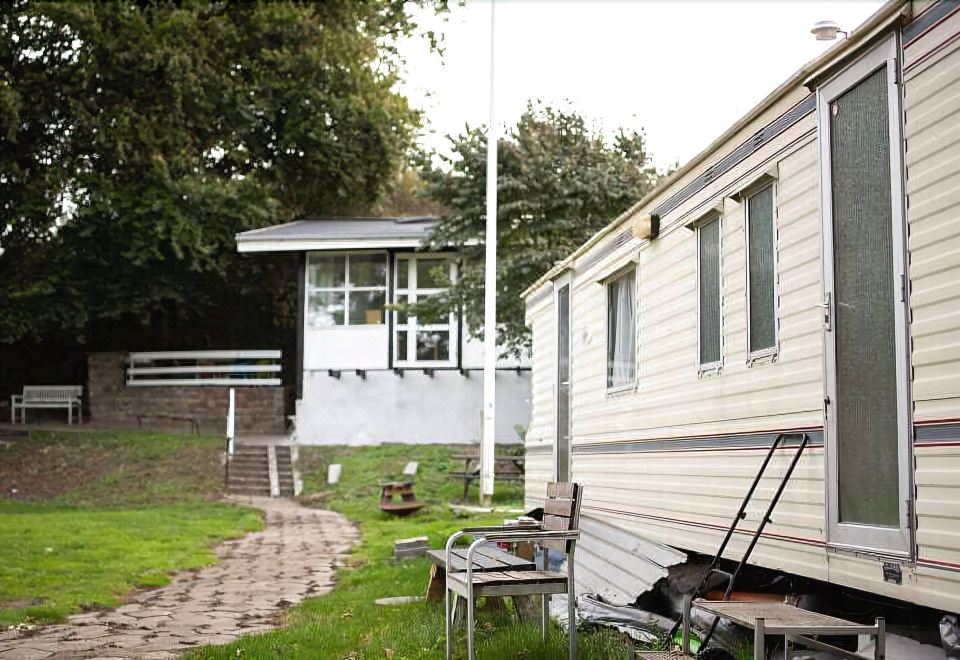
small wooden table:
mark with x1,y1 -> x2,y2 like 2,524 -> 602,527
693,600 -> 885,660
450,455 -> 525,500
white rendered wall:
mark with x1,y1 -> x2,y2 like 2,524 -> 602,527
295,369 -> 531,445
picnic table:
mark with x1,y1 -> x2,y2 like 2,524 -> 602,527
450,454 -> 525,500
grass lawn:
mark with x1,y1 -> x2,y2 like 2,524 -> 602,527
0,430 -> 262,626
189,444 -> 632,659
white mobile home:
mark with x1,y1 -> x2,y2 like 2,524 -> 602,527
522,1 -> 960,615
237,216 -> 530,445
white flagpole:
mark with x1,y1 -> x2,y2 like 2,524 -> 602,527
480,0 -> 497,506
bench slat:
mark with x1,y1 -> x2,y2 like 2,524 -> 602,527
543,498 -> 574,517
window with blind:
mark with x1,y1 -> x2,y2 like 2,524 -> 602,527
746,185 -> 777,356
606,270 -> 637,389
698,218 -> 722,369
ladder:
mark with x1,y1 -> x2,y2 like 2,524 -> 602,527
667,432 -> 810,653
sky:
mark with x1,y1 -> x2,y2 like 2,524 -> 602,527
398,0 -> 883,170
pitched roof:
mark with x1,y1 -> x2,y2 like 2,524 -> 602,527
236,216 -> 438,252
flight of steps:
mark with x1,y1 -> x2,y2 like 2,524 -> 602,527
227,445 -> 272,496
226,444 -> 298,497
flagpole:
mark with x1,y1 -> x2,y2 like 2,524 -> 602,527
480,0 -> 497,506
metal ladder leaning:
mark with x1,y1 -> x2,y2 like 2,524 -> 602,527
667,432 -> 810,654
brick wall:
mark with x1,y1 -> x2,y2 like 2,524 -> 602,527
87,352 -> 286,435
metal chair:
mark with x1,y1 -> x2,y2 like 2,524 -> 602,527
444,482 -> 583,660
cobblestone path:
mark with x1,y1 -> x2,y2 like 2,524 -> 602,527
0,497 -> 359,659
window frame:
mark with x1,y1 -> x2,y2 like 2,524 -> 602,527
696,216 -> 723,375
392,253 -> 457,367
305,251 -> 389,330
604,266 -> 639,394
744,182 -> 780,363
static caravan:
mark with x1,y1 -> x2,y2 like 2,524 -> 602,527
522,1 -> 960,617
237,216 -> 530,445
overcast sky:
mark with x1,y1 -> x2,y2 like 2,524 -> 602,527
398,0 -> 883,170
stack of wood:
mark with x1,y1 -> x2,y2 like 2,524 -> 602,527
394,535 -> 429,559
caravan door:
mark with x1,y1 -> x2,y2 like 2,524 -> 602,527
818,34 -> 912,556
554,275 -> 572,482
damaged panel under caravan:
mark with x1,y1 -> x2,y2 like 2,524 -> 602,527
522,0 -> 960,617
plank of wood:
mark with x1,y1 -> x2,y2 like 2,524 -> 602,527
542,514 -> 571,531
543,497 -> 574,517
427,547 -> 535,573
425,563 -> 445,602
547,482 -> 575,497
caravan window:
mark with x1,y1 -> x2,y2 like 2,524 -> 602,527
698,218 -> 722,369
746,185 -> 777,356
394,255 -> 456,365
606,270 -> 636,389
306,253 -> 387,327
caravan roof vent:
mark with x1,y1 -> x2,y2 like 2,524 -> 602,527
811,20 -> 846,41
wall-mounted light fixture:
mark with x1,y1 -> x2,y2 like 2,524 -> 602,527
632,212 -> 660,241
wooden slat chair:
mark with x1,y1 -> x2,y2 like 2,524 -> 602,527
444,482 -> 583,660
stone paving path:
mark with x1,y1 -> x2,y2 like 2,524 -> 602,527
0,497 -> 359,659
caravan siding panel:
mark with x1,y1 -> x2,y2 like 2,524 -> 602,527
905,15 -> 960,419
904,5 -> 960,592
524,294 -> 556,506
565,128 -> 822,449
573,447 -> 828,581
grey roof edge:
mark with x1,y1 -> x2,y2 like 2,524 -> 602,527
235,216 -> 440,244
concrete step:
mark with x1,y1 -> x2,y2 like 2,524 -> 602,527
228,464 -> 269,474
228,474 -> 271,484
228,487 -> 271,496
228,459 -> 269,469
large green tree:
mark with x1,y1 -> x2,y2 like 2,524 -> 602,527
418,104 -> 665,356
0,1 -> 434,347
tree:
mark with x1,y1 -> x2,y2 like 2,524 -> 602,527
0,1 -> 437,347
418,103 -> 665,356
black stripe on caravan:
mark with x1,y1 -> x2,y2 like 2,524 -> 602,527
903,0 -> 960,44
577,229 -> 634,273
561,424 -> 956,455
573,430 -> 823,454
915,422 -> 960,443
653,95 -> 817,219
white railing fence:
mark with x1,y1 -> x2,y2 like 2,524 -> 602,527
126,350 -> 282,387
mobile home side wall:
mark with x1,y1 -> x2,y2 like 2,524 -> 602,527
524,1 -> 960,612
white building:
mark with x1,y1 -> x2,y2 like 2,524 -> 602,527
237,215 -> 531,445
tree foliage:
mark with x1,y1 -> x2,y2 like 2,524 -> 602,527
0,1 -> 432,346
418,104 -> 664,356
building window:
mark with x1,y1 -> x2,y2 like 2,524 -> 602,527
306,253 -> 387,328
394,255 -> 455,365
746,185 -> 777,356
698,217 -> 722,369
606,270 -> 636,389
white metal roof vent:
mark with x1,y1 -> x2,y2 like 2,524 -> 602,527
811,20 -> 847,41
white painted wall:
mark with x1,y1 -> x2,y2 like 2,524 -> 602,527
295,369 -> 531,445
304,326 -> 388,370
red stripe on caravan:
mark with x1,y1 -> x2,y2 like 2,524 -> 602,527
582,505 -> 826,548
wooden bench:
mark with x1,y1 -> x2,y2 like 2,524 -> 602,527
10,385 -> 83,425
379,481 -> 425,516
450,454 -> 525,500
